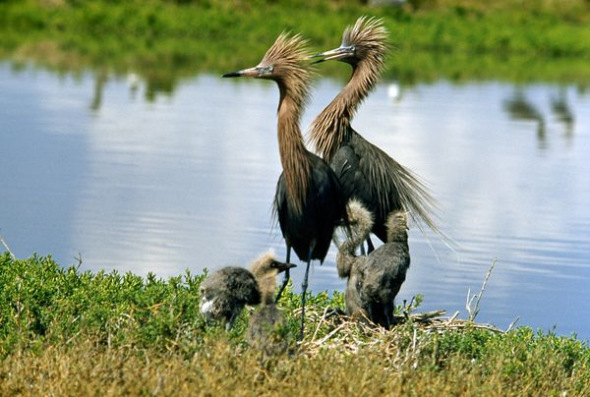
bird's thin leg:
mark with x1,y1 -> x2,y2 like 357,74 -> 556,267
360,243 -> 366,256
299,244 -> 314,341
275,245 -> 292,303
385,301 -> 396,329
226,311 -> 238,332
366,235 -> 375,253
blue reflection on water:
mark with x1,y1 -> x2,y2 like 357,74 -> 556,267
1,63 -> 589,340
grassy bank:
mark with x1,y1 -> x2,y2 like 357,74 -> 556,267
1,0 -> 590,89
1,253 -> 588,395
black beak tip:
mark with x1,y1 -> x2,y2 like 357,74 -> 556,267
273,261 -> 297,272
309,53 -> 326,63
222,71 -> 241,78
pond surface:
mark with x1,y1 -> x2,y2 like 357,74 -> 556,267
1,63 -> 589,340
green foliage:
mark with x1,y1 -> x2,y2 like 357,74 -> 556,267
0,0 -> 589,90
0,253 -> 209,357
1,253 -> 589,395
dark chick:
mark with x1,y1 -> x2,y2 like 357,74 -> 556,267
338,200 -> 410,328
200,267 -> 261,331
199,252 -> 294,332
247,252 -> 295,357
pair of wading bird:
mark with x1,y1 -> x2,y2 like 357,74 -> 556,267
200,16 -> 440,345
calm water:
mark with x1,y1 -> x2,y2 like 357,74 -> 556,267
1,63 -> 589,340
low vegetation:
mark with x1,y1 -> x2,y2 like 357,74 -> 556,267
1,253 -> 588,395
1,0 -> 589,92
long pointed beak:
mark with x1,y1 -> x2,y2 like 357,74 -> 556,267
310,46 -> 354,64
221,67 -> 259,78
272,261 -> 297,273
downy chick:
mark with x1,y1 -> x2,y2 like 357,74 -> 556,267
337,200 -> 374,321
200,266 -> 261,331
247,252 -> 295,356
337,200 -> 410,328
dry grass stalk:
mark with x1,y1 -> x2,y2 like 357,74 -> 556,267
466,260 -> 497,322
0,235 -> 15,259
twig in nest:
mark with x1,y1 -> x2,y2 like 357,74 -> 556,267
409,310 -> 446,323
310,307 -> 330,342
312,322 -> 348,346
423,318 -> 504,334
447,311 -> 460,324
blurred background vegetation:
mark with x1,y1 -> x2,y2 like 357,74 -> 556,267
1,0 -> 589,98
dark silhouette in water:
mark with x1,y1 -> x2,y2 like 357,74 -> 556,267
200,252 -> 294,331
337,200 -> 410,328
247,252 -> 295,357
311,16 -> 439,250
503,90 -> 546,142
223,33 -> 348,340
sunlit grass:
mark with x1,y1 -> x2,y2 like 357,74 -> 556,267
1,253 -> 589,395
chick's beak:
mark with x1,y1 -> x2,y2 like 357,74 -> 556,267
272,261 -> 297,273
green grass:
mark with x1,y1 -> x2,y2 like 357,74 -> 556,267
1,0 -> 589,88
1,253 -> 589,396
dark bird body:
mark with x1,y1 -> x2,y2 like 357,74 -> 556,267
330,131 -> 419,241
337,200 -> 410,328
223,33 -> 348,340
275,154 -> 345,262
311,16 -> 438,246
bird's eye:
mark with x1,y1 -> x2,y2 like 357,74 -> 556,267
260,66 -> 273,76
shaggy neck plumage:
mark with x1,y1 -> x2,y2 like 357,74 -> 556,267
277,79 -> 312,217
337,205 -> 372,278
337,227 -> 366,279
310,60 -> 379,162
250,253 -> 281,305
340,218 -> 369,256
386,212 -> 408,243
258,274 -> 277,305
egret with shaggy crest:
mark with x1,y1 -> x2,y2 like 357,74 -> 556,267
311,17 -> 439,250
223,33 -> 348,340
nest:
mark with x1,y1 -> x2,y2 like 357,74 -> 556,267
296,306 -> 506,362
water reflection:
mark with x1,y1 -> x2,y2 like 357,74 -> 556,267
1,64 -> 590,340
550,88 -> 574,135
503,86 -> 578,149
90,70 -> 108,111
503,90 -> 546,143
